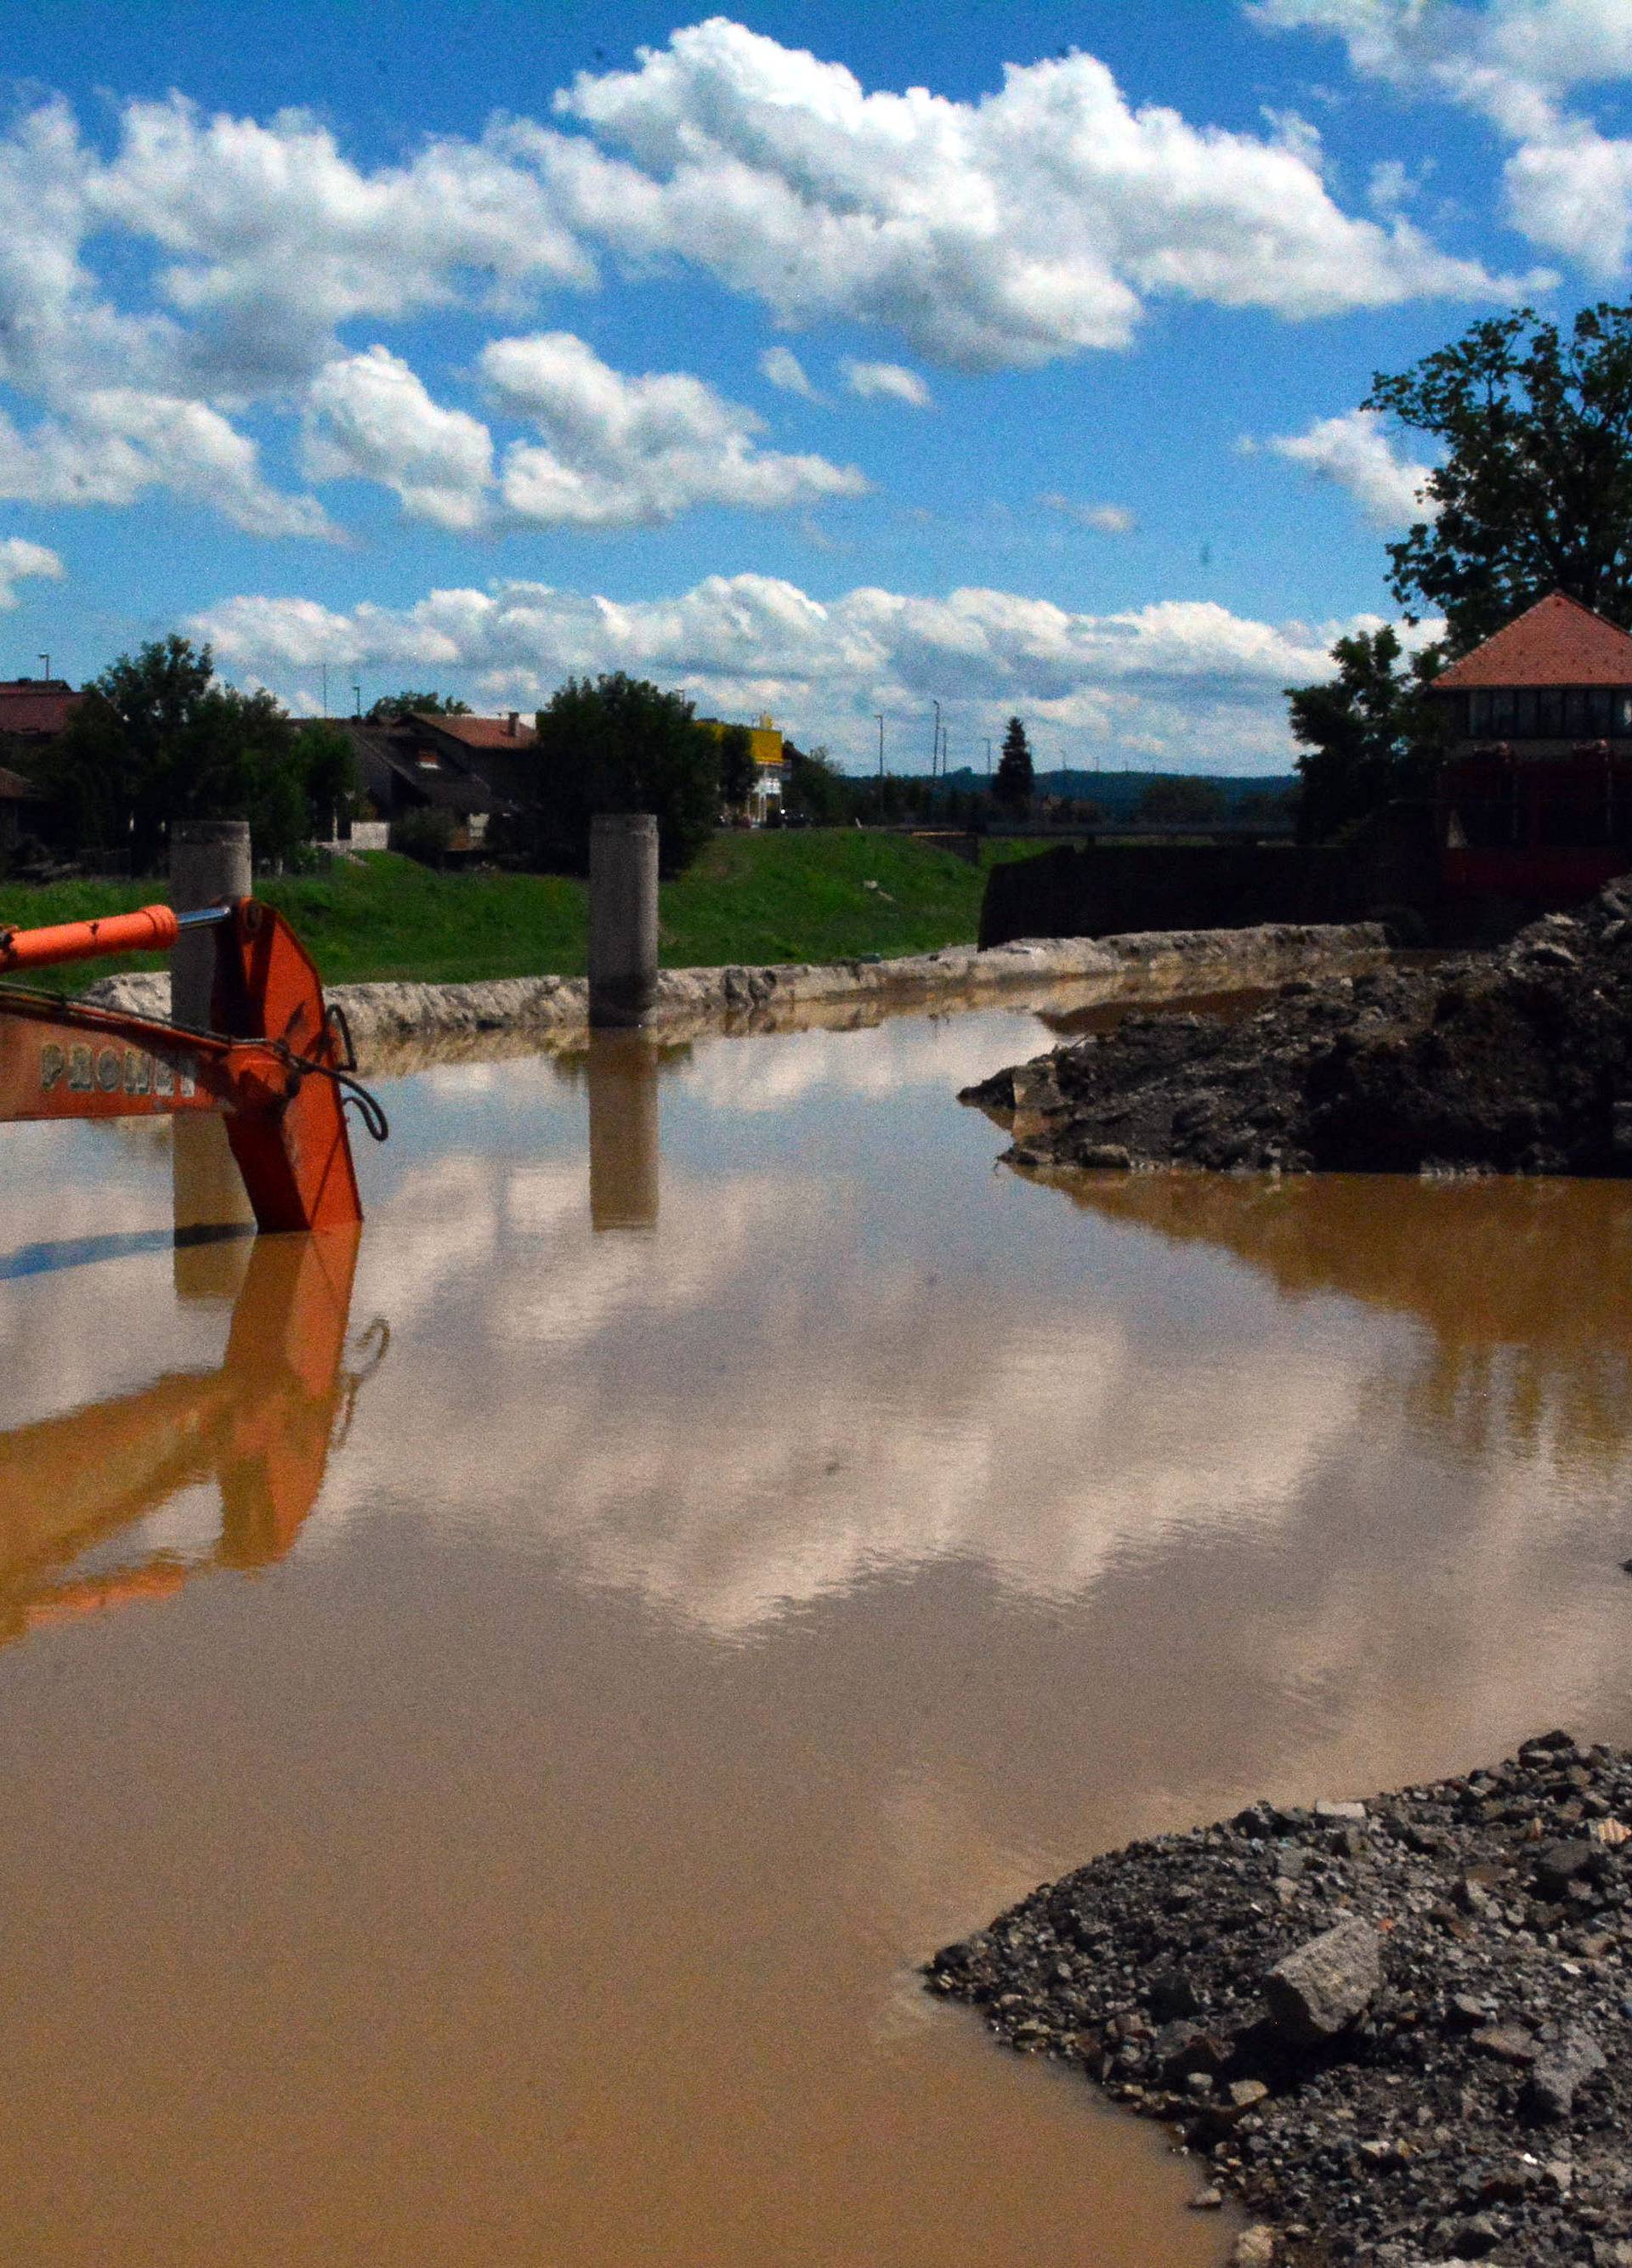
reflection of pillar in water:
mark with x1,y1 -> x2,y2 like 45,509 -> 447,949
172,1112 -> 255,1303
587,1031 -> 660,1232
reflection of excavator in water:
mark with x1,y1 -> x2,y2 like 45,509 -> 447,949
0,1226 -> 385,1643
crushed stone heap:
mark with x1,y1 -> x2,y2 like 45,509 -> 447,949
925,1733 -> 1632,2267
962,879 -> 1632,1178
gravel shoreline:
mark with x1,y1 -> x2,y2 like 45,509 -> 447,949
926,1733 -> 1632,2266
962,882 -> 1632,1179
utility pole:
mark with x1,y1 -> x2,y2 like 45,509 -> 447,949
876,713 -> 885,822
321,662 -> 329,718
352,681 -> 362,721
984,737 -> 993,781
37,653 -> 49,682
931,698 -> 940,787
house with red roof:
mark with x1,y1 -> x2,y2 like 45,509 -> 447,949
0,677 -> 84,747
339,708 -> 536,851
1429,592 -> 1632,911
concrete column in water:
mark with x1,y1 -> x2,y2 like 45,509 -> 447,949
170,817 -> 252,1029
588,812 -> 659,1028
587,1031 -> 660,1232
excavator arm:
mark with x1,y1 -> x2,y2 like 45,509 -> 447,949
0,897 -> 379,1231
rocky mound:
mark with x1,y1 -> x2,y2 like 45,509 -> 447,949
962,881 -> 1632,1177
926,1732 -> 1632,2266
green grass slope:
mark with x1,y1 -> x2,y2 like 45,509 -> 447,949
0,833 -> 1049,993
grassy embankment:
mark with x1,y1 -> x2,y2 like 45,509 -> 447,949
0,832 -> 1050,993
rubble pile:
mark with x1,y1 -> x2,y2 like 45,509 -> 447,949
963,882 -> 1632,1178
926,1733 -> 1632,2265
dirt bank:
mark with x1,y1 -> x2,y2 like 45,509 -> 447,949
926,1732 -> 1632,2266
963,883 -> 1632,1178
82,920 -> 1385,1064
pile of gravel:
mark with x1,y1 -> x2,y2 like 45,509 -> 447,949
961,879 -> 1632,1178
925,1732 -> 1632,2265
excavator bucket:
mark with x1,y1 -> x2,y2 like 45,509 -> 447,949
0,897 -> 378,1232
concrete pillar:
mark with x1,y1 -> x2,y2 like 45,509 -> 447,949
587,1032 -> 660,1232
588,812 -> 659,1028
170,818 -> 251,1029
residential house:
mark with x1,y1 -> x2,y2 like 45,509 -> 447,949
0,765 -> 39,858
340,709 -> 536,851
1431,591 -> 1632,908
0,677 -> 84,749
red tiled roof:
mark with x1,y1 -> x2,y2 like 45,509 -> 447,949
1435,591 -> 1632,690
0,682 -> 83,736
414,711 -> 537,750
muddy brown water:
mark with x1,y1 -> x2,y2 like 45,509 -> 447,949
2,989 -> 1631,2267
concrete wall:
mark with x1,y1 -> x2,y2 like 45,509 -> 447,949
978,843 -> 1365,949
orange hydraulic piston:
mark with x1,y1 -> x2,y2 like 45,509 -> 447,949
0,902 -> 179,974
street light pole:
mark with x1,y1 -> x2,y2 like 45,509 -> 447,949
37,653 -> 49,682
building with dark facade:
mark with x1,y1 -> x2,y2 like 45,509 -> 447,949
1431,591 -> 1632,910
340,710 -> 536,850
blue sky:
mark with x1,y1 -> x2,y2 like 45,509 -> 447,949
0,0 -> 1629,773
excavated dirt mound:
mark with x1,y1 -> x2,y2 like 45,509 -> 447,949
961,881 -> 1632,1178
926,1732 -> 1632,2266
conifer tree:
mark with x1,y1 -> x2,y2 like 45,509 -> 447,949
993,715 -> 1034,812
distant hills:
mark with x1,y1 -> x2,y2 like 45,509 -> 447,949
904,766 -> 1300,813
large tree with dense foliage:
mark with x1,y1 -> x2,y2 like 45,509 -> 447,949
37,636 -> 354,869
716,722 -> 756,812
992,716 -> 1034,813
782,742 -> 855,824
1286,625 -> 1448,843
1368,302 -> 1632,649
530,672 -> 720,874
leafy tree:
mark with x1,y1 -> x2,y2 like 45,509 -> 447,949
293,721 -> 360,842
35,636 -> 354,869
993,716 -> 1034,813
1286,625 -> 1448,843
1135,776 -> 1228,827
716,723 -> 756,812
784,742 -> 855,824
389,805 -> 456,866
367,689 -> 471,721
530,672 -> 720,875
1368,303 -> 1632,648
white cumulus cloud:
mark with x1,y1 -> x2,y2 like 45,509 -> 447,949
0,391 -> 334,539
192,568 -> 1426,773
1257,407 -> 1436,528
0,537 -> 64,609
1251,0 -> 1632,278
480,331 -> 866,527
544,18 -> 1529,370
842,359 -> 932,408
303,348 -> 496,532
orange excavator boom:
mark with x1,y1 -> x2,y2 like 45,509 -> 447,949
0,896 -> 381,1231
